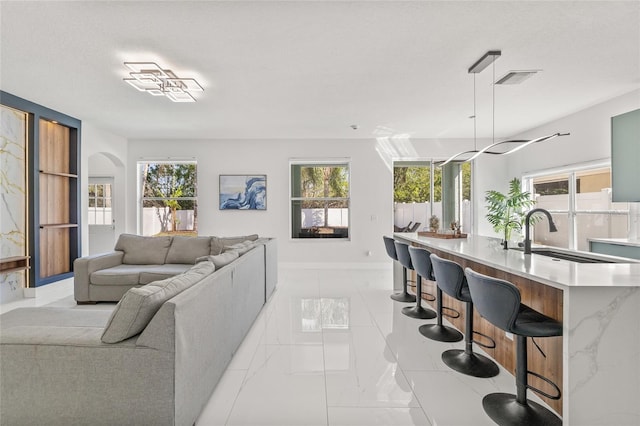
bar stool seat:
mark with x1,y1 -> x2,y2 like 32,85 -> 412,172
383,236 -> 415,303
465,267 -> 562,426
427,254 -> 499,378
403,246 -> 436,319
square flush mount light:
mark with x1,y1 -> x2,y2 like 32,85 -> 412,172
495,70 -> 540,85
123,62 -> 203,102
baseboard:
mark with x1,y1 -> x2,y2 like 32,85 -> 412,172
279,262 -> 389,270
23,287 -> 37,298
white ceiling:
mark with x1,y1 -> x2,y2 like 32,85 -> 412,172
1,1 -> 639,140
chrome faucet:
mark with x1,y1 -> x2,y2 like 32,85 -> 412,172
524,208 -> 558,254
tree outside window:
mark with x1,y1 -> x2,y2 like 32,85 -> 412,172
291,161 -> 350,239
139,161 -> 197,236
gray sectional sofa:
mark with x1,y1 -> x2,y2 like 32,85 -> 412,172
0,235 -> 277,426
74,233 -> 277,303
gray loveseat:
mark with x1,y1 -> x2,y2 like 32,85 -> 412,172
74,233 -> 277,303
0,237 -> 277,426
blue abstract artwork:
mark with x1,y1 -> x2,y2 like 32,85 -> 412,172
219,175 -> 266,210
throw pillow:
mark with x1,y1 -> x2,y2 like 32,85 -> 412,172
210,234 -> 259,255
115,233 -> 172,265
224,241 -> 256,255
165,236 -> 212,264
198,251 -> 240,269
101,261 -> 214,343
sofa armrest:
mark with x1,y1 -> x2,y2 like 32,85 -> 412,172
74,251 -> 124,302
0,325 -> 118,347
0,327 -> 174,426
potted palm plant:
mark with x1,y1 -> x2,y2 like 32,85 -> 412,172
485,178 -> 536,249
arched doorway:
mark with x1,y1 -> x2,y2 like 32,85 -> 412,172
87,152 -> 124,254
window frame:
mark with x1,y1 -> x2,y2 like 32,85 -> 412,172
289,158 -> 351,241
136,159 -> 198,236
522,159 -> 629,250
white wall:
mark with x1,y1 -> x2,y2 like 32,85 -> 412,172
81,122 -> 128,256
472,89 -> 640,238
126,137 -> 473,265
507,89 -> 640,176
87,90 -> 640,263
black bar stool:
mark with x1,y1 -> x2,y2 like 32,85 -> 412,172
465,267 -> 562,426
425,254 -> 499,378
403,246 -> 437,319
383,236 -> 415,303
418,254 -> 463,342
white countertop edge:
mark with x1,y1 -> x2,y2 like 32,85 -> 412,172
394,233 -> 640,289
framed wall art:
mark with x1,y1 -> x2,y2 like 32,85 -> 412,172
219,174 -> 266,210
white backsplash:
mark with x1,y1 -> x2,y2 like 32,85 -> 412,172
629,202 -> 640,240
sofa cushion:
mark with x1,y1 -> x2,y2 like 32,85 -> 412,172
90,265 -> 149,286
224,241 -> 256,255
165,236 -> 212,265
196,251 -> 239,269
115,234 -> 172,265
210,234 -> 259,255
101,261 -> 215,344
138,264 -> 193,285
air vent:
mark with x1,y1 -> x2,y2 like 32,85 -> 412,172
495,70 -> 539,85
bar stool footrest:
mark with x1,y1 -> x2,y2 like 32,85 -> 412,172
472,330 -> 497,349
441,306 -> 460,319
526,370 -> 562,400
422,292 -> 436,302
482,392 -> 562,426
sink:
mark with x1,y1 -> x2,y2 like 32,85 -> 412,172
513,246 -> 635,263
530,248 -> 616,263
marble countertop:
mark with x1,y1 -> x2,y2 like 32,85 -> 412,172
394,233 -> 640,289
588,237 -> 640,247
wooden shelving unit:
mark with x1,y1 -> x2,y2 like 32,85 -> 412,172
0,256 -> 30,274
1,91 -> 81,288
37,119 -> 79,282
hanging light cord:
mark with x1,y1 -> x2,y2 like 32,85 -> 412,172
473,73 -> 477,151
437,50 -> 569,167
492,60 -> 496,144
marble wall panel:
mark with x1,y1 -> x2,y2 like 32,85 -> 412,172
1,105 -> 27,303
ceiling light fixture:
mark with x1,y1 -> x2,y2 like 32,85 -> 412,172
495,70 -> 540,85
468,50 -> 501,74
123,62 -> 203,102
440,51 -> 568,167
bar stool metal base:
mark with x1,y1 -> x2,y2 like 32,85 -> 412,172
390,292 -> 416,303
418,324 -> 463,342
441,349 -> 499,378
482,393 -> 562,426
402,305 -> 437,319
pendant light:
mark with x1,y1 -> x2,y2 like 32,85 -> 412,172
440,51 -> 568,167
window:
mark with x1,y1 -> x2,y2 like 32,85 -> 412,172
88,182 -> 112,225
394,161 -> 472,233
290,160 -> 350,239
138,161 -> 198,236
524,162 -> 629,251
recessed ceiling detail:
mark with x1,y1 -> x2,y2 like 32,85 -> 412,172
123,62 -> 203,103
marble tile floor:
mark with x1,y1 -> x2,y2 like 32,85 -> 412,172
0,268 -> 557,426
198,267 -> 554,426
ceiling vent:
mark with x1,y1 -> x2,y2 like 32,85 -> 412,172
495,70 -> 540,85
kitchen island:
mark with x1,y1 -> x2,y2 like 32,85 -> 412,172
394,233 -> 640,425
